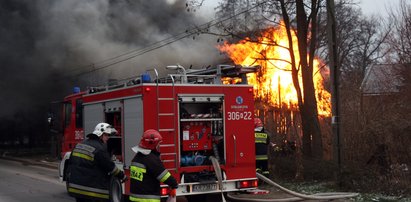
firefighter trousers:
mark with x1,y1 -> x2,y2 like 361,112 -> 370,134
256,159 -> 269,175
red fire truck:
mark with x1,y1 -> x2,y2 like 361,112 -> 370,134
58,64 -> 259,201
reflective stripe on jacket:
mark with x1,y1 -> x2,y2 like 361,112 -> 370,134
67,183 -> 109,199
255,132 -> 269,159
129,193 -> 161,202
255,132 -> 268,143
68,136 -> 118,201
129,151 -> 178,201
256,154 -> 268,160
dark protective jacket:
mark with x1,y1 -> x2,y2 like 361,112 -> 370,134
129,150 -> 178,202
67,134 -> 121,201
255,131 -> 269,160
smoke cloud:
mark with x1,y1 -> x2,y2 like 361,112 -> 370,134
0,0 -> 222,145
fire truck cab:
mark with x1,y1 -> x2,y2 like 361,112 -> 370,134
59,65 -> 258,201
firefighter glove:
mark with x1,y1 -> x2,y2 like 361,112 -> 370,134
169,189 -> 177,197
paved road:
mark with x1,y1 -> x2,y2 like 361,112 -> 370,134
0,157 -> 354,202
0,158 -> 224,202
0,158 -> 72,202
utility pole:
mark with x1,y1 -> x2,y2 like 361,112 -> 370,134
327,0 -> 342,184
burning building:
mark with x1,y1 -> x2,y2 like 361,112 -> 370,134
218,21 -> 332,159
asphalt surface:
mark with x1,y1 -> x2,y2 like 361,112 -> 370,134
0,153 -> 355,202
0,158 -> 72,202
0,153 -> 59,170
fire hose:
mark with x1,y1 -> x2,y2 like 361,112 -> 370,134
226,173 -> 359,201
210,156 -> 227,202
210,153 -> 358,202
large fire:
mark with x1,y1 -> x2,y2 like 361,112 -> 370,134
218,22 -> 331,117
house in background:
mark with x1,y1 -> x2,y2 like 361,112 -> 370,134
359,63 -> 411,165
360,64 -> 404,96
360,64 -> 407,112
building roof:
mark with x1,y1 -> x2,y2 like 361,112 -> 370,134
360,64 -> 404,95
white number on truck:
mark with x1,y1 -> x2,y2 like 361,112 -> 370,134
227,111 -> 252,120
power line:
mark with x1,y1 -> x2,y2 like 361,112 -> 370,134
66,29 -> 192,75
64,1 -> 267,80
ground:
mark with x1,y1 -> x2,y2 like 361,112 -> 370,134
1,150 -> 410,201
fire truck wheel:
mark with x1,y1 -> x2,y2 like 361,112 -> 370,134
109,176 -> 124,202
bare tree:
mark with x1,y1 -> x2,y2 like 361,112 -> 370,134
316,0 -> 392,168
318,1 -> 391,85
384,0 -> 411,164
387,0 -> 411,64
292,0 -> 323,159
331,1 -> 411,193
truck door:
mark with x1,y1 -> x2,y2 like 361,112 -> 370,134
224,88 -> 256,179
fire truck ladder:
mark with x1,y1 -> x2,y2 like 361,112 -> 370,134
184,64 -> 260,84
152,69 -> 178,171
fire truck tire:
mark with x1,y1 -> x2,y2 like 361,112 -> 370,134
109,176 -> 124,202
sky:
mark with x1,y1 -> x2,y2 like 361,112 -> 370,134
197,0 -> 403,18
359,0 -> 402,17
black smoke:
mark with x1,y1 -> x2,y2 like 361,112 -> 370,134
0,0 -> 221,150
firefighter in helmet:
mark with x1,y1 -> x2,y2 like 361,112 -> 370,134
67,123 -> 126,202
129,129 -> 178,202
254,117 -> 270,176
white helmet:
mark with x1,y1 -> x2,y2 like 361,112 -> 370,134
92,123 -> 117,137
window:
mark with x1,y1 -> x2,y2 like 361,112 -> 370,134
105,111 -> 122,135
75,99 -> 83,128
64,102 -> 72,128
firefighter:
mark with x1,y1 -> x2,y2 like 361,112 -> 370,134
129,129 -> 178,202
254,117 -> 270,176
67,123 -> 126,202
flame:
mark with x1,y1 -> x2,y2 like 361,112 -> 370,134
218,22 -> 331,116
